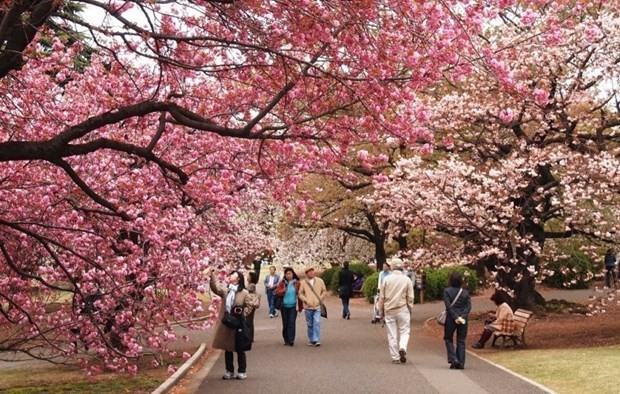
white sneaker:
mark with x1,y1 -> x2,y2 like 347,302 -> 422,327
274,312 -> 279,317
269,314 -> 274,318
222,371 -> 233,380
236,373 -> 247,380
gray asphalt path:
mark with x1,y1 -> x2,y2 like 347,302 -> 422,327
195,288 -> 572,393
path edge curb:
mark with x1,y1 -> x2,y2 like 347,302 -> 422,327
151,343 -> 208,394
467,350 -> 558,394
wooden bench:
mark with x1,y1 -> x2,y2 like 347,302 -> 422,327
491,309 -> 534,349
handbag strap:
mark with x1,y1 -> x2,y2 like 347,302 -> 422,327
450,288 -> 464,307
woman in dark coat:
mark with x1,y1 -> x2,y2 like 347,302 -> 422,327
338,261 -> 355,319
443,271 -> 471,370
210,270 -> 253,380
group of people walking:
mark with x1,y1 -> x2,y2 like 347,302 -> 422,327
209,265 -> 328,380
208,259 -> 523,380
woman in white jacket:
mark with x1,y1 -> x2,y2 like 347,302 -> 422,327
471,291 -> 515,349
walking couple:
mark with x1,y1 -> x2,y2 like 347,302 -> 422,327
276,267 -> 327,347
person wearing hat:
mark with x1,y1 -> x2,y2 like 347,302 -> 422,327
298,267 -> 327,346
377,258 -> 414,364
275,267 -> 303,346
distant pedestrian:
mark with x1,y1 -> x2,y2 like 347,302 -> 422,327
264,266 -> 280,318
209,270 -> 253,380
248,257 -> 262,282
472,291 -> 514,349
276,267 -> 303,346
377,261 -> 391,293
377,259 -> 414,364
299,267 -> 327,346
604,249 -> 617,288
338,261 -> 355,319
404,262 -> 416,286
443,271 -> 471,370
246,271 -> 261,342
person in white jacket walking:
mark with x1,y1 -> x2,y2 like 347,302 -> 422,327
377,258 -> 414,364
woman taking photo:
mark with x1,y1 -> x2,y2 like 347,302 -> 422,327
443,271 -> 471,370
210,270 -> 252,380
276,267 -> 303,346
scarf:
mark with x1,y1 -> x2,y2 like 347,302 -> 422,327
226,284 -> 238,313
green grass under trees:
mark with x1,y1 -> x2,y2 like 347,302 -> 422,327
484,346 -> 620,394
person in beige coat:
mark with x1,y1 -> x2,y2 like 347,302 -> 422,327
377,259 -> 414,364
298,267 -> 327,346
472,290 -> 515,349
210,270 -> 253,380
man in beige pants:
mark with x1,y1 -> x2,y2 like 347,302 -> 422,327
377,258 -> 414,364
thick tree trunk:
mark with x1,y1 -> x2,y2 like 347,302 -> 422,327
506,165 -> 555,310
396,234 -> 408,252
513,275 -> 545,310
375,239 -> 387,271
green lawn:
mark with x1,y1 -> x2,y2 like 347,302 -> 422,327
484,346 -> 620,394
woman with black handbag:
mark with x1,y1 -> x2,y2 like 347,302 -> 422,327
209,270 -> 253,380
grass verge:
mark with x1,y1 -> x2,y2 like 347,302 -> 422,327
0,356 -> 187,393
483,345 -> 620,394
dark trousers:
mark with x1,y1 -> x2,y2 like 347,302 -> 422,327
225,351 -> 246,373
266,290 -> 276,315
605,267 -> 617,288
444,318 -> 468,366
247,311 -> 255,342
341,297 -> 350,317
281,306 -> 297,344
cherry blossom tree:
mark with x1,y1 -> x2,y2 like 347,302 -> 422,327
371,0 -> 620,309
0,0 -> 497,370
290,143 -> 410,268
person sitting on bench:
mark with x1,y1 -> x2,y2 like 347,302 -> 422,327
472,291 -> 515,349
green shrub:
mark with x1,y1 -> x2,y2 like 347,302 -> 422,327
423,266 -> 478,302
362,272 -> 379,303
543,249 -> 595,289
320,268 -> 337,290
350,263 -> 375,279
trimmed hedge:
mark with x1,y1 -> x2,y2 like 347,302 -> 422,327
362,267 -> 477,304
423,266 -> 478,302
320,267 -> 338,290
543,249 -> 596,289
362,272 -> 379,303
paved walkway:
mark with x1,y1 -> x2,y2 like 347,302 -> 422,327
192,287 -> 597,393
1,286 -> 600,392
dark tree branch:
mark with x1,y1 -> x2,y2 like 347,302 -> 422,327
51,158 -> 131,220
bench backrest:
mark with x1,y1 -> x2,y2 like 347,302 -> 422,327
513,309 -> 533,334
